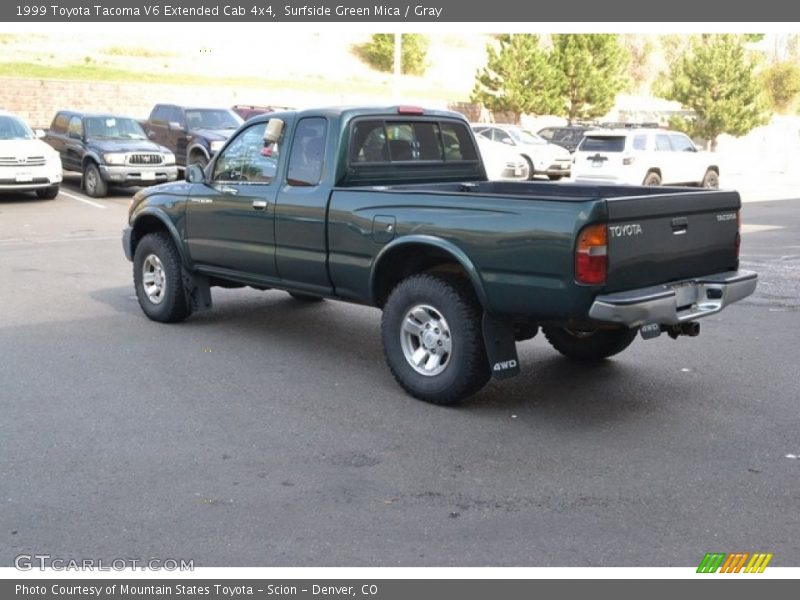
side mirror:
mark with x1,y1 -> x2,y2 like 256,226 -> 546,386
264,118 -> 284,144
147,131 -> 157,139
501,138 -> 513,145
68,131 -> 82,140
34,128 -> 46,139
185,163 -> 206,183
169,121 -> 185,132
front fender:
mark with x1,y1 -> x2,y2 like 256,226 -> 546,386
369,234 -> 490,309
129,207 -> 190,268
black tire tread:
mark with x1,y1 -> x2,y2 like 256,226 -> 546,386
83,162 -> 108,198
381,273 -> 490,405
543,326 -> 637,361
133,232 -> 192,323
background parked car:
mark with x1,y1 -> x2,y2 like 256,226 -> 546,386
472,123 -> 572,180
44,111 -> 178,198
475,136 -> 530,181
537,125 -> 594,153
142,104 -> 243,168
0,110 -> 61,199
572,128 -> 720,188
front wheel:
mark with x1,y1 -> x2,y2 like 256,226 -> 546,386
83,162 -> 108,198
381,274 -> 490,405
36,185 -> 59,199
543,326 -> 637,361
133,232 -> 192,323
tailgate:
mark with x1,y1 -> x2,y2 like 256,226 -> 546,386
604,190 -> 740,292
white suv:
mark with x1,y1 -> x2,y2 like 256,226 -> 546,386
572,128 -> 719,188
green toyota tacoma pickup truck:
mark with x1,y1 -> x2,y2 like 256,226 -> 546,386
122,106 -> 757,404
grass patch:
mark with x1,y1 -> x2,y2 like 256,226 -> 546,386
0,61 -> 460,101
101,45 -> 176,59
0,33 -> 20,44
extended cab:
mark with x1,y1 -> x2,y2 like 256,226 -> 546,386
142,104 -> 243,169
122,106 -> 756,405
45,111 -> 178,197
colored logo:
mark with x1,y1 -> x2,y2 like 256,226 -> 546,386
697,552 -> 773,573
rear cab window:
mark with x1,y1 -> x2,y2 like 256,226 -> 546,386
344,116 -> 481,186
579,135 -> 626,153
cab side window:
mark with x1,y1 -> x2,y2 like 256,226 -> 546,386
212,122 -> 279,184
287,117 -> 327,187
655,134 -> 672,151
52,113 -> 69,134
67,116 -> 83,139
669,134 -> 695,152
632,135 -> 648,151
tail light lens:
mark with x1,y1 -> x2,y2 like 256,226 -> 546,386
622,155 -> 635,165
575,223 -> 608,285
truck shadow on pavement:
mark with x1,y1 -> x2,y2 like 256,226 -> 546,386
90,285 -> 676,424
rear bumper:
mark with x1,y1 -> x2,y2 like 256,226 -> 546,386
588,270 -> 757,327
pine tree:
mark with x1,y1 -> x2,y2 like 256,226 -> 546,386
551,34 -> 629,124
470,34 -> 560,123
357,34 -> 429,76
660,34 -> 769,151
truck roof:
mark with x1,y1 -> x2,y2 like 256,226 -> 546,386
246,105 -> 468,124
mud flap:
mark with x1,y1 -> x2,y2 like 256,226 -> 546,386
182,269 -> 212,312
482,312 -> 521,380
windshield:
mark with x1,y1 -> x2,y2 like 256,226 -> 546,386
85,117 -> 147,140
0,115 -> 35,140
508,128 -> 546,145
185,109 -> 242,130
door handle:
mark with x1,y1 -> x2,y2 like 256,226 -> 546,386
252,200 -> 268,210
218,185 -> 238,195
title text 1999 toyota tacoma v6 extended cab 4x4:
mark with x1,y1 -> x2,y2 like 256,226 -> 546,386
122,106 -> 756,405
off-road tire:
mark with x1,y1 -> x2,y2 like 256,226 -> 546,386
381,274 -> 490,405
543,326 -> 637,361
133,232 -> 192,323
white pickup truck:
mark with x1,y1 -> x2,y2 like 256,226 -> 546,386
572,128 -> 720,188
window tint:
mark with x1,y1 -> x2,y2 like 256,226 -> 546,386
632,135 -> 648,151
655,134 -> 672,151
494,129 -> 514,145
538,128 -> 554,140
52,113 -> 70,134
287,117 -> 327,187
580,136 -> 625,152
168,107 -> 185,127
212,122 -> 279,183
67,116 -> 83,138
152,106 -> 170,122
350,119 -> 476,164
669,134 -> 695,152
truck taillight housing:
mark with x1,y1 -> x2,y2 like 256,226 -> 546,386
575,223 -> 608,285
736,211 -> 741,259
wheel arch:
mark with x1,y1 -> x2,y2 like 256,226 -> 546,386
129,210 -> 190,268
369,235 -> 489,309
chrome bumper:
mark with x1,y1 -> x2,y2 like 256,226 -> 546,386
588,270 -> 758,328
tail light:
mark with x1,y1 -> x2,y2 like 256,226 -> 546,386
622,155 -> 635,165
575,223 -> 607,285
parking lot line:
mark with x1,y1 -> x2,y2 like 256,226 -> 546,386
59,190 -> 107,209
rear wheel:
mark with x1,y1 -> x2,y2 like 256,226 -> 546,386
543,326 -> 637,361
701,169 -> 720,189
133,232 -> 192,323
381,274 -> 490,405
643,171 -> 661,186
36,185 -> 59,199
83,162 -> 108,198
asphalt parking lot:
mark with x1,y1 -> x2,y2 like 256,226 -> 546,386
1,178 -> 799,567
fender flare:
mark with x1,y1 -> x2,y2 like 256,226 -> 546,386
186,142 -> 211,162
369,234 -> 490,309
129,208 -> 191,268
